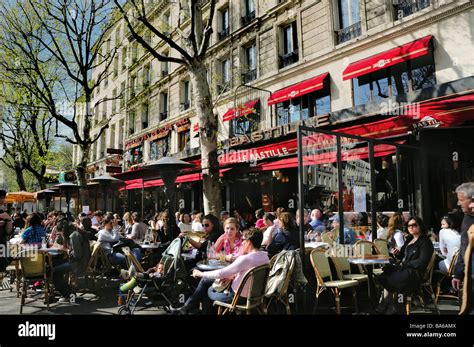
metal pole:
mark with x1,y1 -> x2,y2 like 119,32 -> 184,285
336,135 -> 344,244
141,179 -> 144,218
368,141 -> 377,241
103,184 -> 108,212
396,146 -> 402,214
297,125 -> 306,314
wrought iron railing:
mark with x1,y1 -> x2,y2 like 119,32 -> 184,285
279,50 -> 299,68
335,21 -> 362,44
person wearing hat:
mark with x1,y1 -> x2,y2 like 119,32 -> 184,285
329,214 -> 356,245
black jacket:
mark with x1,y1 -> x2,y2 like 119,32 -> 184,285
454,214 -> 474,279
397,234 -> 434,279
267,229 -> 299,258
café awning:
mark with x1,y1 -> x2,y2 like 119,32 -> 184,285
342,35 -> 433,80
268,73 -> 329,105
223,99 -> 260,122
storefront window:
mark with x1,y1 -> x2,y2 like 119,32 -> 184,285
149,137 -> 169,161
127,146 -> 143,166
352,55 -> 436,106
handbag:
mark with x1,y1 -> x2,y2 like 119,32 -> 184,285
211,278 -> 232,293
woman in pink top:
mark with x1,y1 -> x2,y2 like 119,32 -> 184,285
193,228 -> 269,304
213,218 -> 243,262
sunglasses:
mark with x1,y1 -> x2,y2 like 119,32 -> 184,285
203,223 -> 211,227
407,223 -> 418,228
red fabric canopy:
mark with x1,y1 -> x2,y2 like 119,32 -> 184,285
258,143 -> 400,171
268,73 -> 329,105
342,35 -> 433,80
223,99 -> 260,122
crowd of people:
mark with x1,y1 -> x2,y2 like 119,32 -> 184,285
0,181 -> 472,314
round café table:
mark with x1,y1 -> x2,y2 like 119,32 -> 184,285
196,259 -> 228,271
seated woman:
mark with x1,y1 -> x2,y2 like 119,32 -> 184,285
170,218 -> 242,314
171,228 -> 268,314
179,214 -> 222,263
213,217 -> 244,262
97,216 -> 125,266
20,213 -> 46,244
261,213 -> 277,249
376,216 -> 434,314
267,212 -> 299,258
438,215 -> 460,274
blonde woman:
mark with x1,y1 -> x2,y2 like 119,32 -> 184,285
122,212 -> 133,236
213,217 -> 243,262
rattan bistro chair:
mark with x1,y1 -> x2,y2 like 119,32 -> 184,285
405,251 -> 440,315
123,247 -> 145,273
264,253 -> 295,314
373,239 -> 390,257
213,264 -> 270,315
19,250 -> 53,314
310,248 -> 359,314
435,249 -> 461,304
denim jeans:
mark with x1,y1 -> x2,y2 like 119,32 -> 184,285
207,286 -> 235,303
109,252 -> 126,266
184,277 -> 214,313
53,261 -> 72,297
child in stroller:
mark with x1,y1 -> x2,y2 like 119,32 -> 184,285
117,237 -> 191,315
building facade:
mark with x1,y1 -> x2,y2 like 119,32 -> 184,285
73,0 -> 474,226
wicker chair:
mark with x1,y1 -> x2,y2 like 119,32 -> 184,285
310,248 -> 359,314
434,249 -> 460,304
213,264 -> 270,315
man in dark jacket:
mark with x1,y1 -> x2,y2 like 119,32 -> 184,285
452,182 -> 474,291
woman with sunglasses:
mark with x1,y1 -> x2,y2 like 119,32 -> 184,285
376,216 -> 434,314
179,214 -> 223,262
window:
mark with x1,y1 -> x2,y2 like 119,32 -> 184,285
242,0 -> 255,26
336,0 -> 361,44
141,103 -> 149,130
279,22 -> 298,68
162,12 -> 171,34
181,81 -> 190,111
120,81 -> 126,109
144,30 -> 152,46
161,52 -> 169,77
218,58 -> 231,93
109,123 -> 116,148
218,7 -> 230,40
178,129 -> 191,152
113,55 -> 119,78
118,119 -> 124,149
352,55 -> 436,106
129,109 -> 136,135
276,84 -> 331,126
143,64 -> 151,88
131,42 -> 138,64
130,75 -> 136,98
393,0 -> 430,20
160,92 -> 168,120
232,100 -> 261,136
112,88 -> 117,113
150,137 -> 169,160
127,146 -> 143,166
121,47 -> 127,71
243,43 -> 257,83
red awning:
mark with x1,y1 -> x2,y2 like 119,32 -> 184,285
268,73 -> 329,105
342,35 -> 433,80
223,99 -> 260,122
120,169 -> 231,190
193,123 -> 199,132
258,143 -> 400,171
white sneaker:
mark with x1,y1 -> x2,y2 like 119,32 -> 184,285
58,297 -> 69,303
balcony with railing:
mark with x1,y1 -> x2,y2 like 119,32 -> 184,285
218,27 -> 230,40
241,11 -> 256,27
161,68 -> 169,77
279,50 -> 299,69
393,0 -> 430,20
217,83 -> 230,94
335,22 -> 362,44
160,111 -> 168,120
180,101 -> 190,112
242,69 -> 257,84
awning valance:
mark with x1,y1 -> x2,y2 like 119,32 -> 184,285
342,35 -> 433,80
268,73 -> 329,105
223,99 -> 260,122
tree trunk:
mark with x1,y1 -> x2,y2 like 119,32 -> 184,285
189,62 -> 222,216
14,166 -> 27,191
76,144 -> 90,208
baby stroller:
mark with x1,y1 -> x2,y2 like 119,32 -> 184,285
117,237 -> 191,315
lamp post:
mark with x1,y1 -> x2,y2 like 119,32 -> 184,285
55,183 -> 79,219
144,157 -> 192,240
91,175 -> 124,212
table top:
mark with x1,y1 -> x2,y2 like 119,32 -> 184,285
140,243 -> 161,249
38,248 -> 65,256
348,255 -> 390,265
305,241 -> 329,249
196,259 -> 228,271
